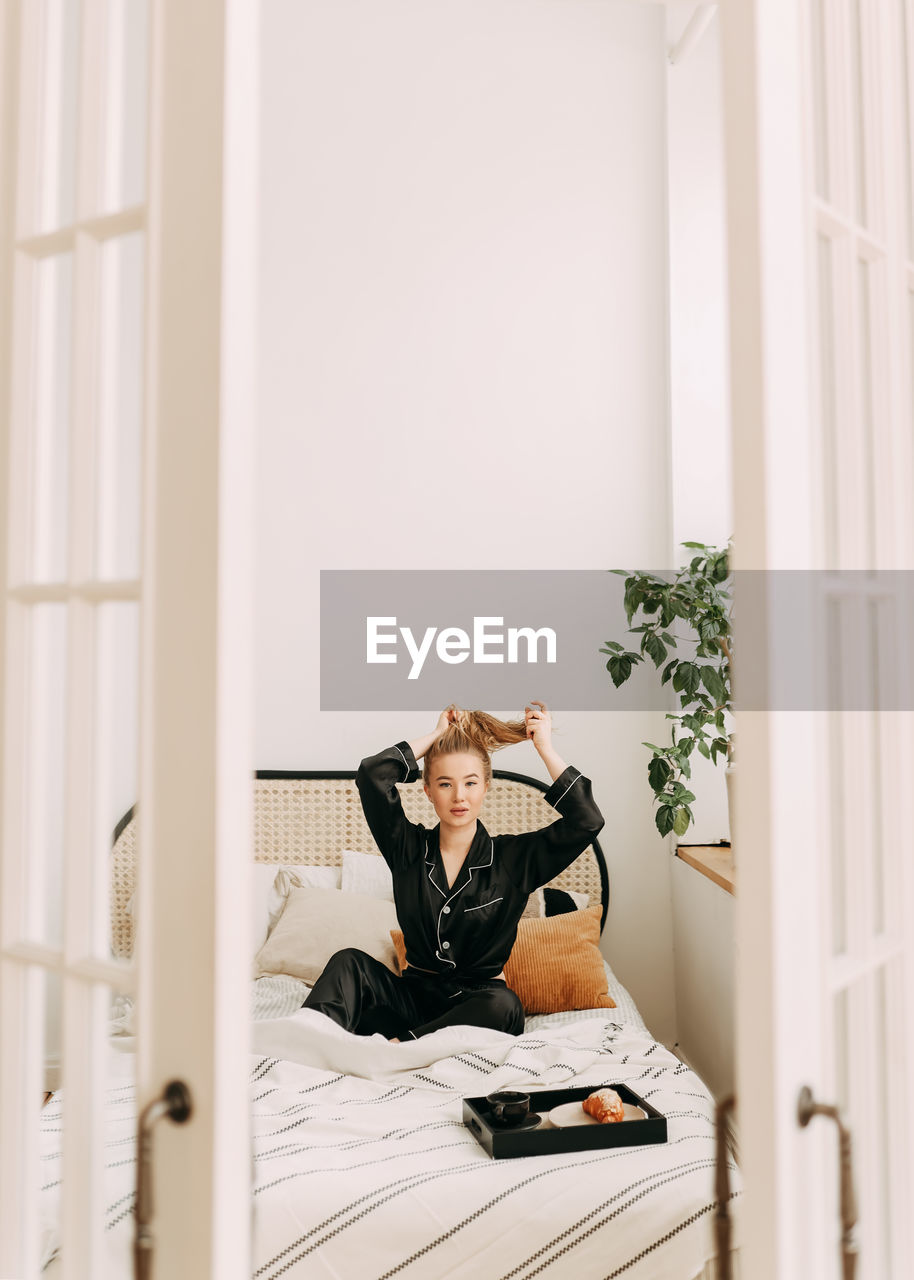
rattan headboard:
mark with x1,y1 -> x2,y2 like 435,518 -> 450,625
110,768 -> 609,959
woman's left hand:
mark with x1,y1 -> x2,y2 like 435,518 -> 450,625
434,705 -> 461,737
524,701 -> 552,751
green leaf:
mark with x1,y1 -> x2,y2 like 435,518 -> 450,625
672,661 -> 701,697
682,662 -> 702,695
606,655 -> 633,686
673,807 -> 692,837
643,632 -> 668,667
697,740 -> 711,759
710,735 -> 731,766
599,640 -> 625,653
648,756 -> 672,792
655,805 -> 675,837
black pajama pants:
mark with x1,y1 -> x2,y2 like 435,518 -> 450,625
302,947 -> 525,1040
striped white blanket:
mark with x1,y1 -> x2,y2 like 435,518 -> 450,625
39,977 -> 740,1279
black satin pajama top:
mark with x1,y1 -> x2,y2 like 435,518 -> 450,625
355,741 -> 606,983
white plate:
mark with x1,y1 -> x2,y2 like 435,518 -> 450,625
548,1100 -> 647,1128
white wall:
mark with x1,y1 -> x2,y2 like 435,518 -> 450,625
665,2 -> 735,1096
666,1 -> 732,845
670,854 -> 734,1098
256,0 -> 679,1043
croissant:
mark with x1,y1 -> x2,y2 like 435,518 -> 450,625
582,1087 -> 625,1124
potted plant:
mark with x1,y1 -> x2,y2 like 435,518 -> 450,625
600,539 -> 734,839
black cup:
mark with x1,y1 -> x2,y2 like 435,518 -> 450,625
486,1090 -> 530,1126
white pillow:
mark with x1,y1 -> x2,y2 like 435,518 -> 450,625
254,886 -> 400,983
340,849 -> 394,901
252,863 -> 342,953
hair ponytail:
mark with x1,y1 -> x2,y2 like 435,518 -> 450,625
423,708 -> 529,786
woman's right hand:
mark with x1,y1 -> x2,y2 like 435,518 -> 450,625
409,707 -> 460,764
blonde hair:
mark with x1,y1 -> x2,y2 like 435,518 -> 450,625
423,708 -> 528,786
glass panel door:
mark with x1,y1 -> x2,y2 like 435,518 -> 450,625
0,1 -> 257,1275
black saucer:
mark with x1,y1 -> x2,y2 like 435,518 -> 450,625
487,1112 -> 542,1132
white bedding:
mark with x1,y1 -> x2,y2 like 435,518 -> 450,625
39,968 -> 741,1279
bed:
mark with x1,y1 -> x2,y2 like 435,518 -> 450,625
37,766 -> 741,1278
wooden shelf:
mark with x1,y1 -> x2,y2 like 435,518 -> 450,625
675,844 -> 735,895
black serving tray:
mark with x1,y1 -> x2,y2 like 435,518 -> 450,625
462,1083 -> 667,1159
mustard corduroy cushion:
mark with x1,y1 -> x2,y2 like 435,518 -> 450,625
390,905 -> 614,1016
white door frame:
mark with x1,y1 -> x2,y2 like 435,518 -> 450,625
136,1 -> 258,1275
0,1 -> 259,1275
722,0 -> 914,1276
722,1 -> 826,1270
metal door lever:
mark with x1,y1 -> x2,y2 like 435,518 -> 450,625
134,1080 -> 193,1280
797,1085 -> 858,1280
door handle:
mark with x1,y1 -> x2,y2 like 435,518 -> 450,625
134,1079 -> 194,1280
797,1085 -> 858,1280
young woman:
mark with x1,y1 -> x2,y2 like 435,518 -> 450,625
302,701 -> 604,1041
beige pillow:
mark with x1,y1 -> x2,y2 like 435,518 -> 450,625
255,886 -> 400,983
390,905 -> 614,1016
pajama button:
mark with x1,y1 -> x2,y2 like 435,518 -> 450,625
443,906 -> 451,914
442,941 -> 450,949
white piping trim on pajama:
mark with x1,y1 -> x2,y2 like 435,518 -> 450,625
425,837 -> 447,900
434,894 -> 458,967
393,744 -> 411,777
463,897 -> 504,912
552,770 -> 582,807
433,837 -> 494,968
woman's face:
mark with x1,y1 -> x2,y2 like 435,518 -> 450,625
424,751 -> 489,832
